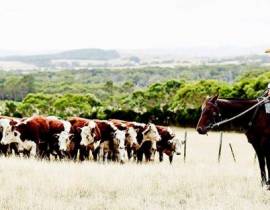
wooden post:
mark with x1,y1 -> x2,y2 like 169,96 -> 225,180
183,130 -> 187,163
229,143 -> 236,162
218,132 -> 223,163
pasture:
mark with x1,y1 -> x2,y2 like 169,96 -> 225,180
0,128 -> 269,210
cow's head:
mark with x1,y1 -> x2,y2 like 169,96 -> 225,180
196,95 -> 220,134
58,120 -> 72,151
125,127 -> 138,147
13,120 -> 28,141
0,119 -> 22,145
113,129 -> 126,163
80,121 -> 96,147
168,137 -> 182,155
142,123 -> 161,142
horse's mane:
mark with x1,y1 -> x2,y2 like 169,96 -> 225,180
217,98 -> 258,106
219,98 -> 257,101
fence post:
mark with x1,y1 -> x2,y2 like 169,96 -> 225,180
218,132 -> 223,163
183,130 -> 187,163
228,143 -> 236,162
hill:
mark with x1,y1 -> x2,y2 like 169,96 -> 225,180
0,48 -> 120,67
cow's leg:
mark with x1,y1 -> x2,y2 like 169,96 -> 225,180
79,146 -> 86,161
144,150 -> 151,162
169,155 -> 173,164
253,144 -> 267,186
127,147 -> 132,160
103,151 -> 108,163
136,149 -> 143,163
150,150 -> 156,161
92,146 -> 100,161
71,145 -> 79,161
159,151 -> 163,162
11,143 -> 20,156
38,143 -> 50,160
132,149 -> 137,161
92,150 -> 97,161
24,150 -> 31,158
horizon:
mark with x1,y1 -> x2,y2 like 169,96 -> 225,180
0,45 -> 269,58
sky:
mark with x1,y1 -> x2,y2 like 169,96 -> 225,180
0,0 -> 270,55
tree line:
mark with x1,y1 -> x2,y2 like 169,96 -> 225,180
1,69 -> 270,127
0,64 -> 269,102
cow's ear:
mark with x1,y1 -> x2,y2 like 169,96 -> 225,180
210,94 -> 219,103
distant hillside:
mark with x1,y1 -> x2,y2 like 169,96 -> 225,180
0,48 -> 120,67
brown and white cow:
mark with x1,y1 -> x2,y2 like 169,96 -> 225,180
46,116 -> 72,159
68,117 -> 100,161
124,121 -> 161,162
9,116 -> 51,158
109,119 -> 138,160
0,116 -> 28,156
94,119 -> 126,163
110,119 -> 161,162
8,115 -> 71,159
156,126 -> 182,163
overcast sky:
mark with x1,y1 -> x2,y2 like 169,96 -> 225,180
0,0 -> 270,54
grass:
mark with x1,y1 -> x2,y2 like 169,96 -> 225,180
0,128 -> 269,210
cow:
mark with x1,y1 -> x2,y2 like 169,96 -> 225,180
68,117 -> 100,161
0,116 -> 24,156
109,119 -> 161,162
109,119 -> 138,160
0,116 -> 38,157
46,116 -> 72,159
156,126 -> 182,163
124,121 -> 161,162
7,116 -> 51,158
94,120 -> 126,163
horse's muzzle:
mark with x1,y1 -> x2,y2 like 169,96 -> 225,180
196,127 -> 207,135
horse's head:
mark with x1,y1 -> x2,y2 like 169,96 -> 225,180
196,95 -> 221,134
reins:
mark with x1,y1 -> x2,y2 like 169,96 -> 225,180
208,95 -> 270,129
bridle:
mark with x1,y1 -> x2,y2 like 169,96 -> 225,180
202,101 -> 222,130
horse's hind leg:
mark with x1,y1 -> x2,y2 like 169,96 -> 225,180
253,144 -> 267,186
265,154 -> 270,189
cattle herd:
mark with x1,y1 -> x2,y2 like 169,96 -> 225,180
0,115 -> 182,163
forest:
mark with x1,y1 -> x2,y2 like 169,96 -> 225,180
0,66 -> 270,127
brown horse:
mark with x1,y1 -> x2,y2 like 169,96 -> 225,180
196,95 -> 270,188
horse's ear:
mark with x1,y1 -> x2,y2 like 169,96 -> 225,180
210,94 -> 219,103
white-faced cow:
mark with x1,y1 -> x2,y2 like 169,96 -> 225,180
156,126 -> 182,163
94,119 -> 126,163
0,116 -> 22,156
46,116 -> 72,159
68,117 -> 100,161
110,119 -> 161,162
109,119 -> 138,160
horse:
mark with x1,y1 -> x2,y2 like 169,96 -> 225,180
196,95 -> 270,189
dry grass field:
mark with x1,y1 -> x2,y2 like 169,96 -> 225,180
0,128 -> 269,210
